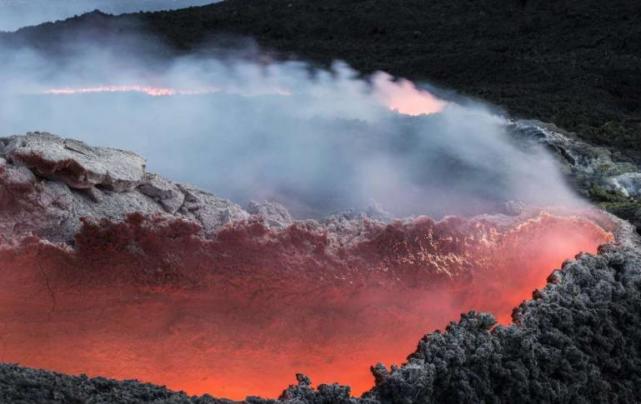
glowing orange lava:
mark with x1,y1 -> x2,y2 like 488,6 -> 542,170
43,85 -> 222,97
0,211 -> 612,399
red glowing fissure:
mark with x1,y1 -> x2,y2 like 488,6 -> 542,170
0,211 -> 612,399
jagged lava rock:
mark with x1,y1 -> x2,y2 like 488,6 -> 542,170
247,200 -> 293,228
0,132 -> 249,242
3,132 -> 145,192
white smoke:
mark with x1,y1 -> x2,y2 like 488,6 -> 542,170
0,35 -> 586,218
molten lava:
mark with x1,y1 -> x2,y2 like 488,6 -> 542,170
0,210 -> 611,399
43,85 -> 222,97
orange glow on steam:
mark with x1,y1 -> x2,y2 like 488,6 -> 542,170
374,73 -> 447,116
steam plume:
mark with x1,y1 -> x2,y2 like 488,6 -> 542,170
0,39 -> 587,218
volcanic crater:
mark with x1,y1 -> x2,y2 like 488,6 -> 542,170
0,131 -> 623,400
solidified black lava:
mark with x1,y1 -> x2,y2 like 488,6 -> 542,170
1,240 -> 640,403
370,243 -> 641,403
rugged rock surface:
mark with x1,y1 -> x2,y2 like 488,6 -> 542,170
1,231 -> 639,403
246,200 -> 293,228
369,238 -> 641,403
0,132 -> 249,242
3,133 -> 146,192
0,131 -> 639,403
510,121 -> 641,235
0,132 -> 429,248
0,364 -> 232,404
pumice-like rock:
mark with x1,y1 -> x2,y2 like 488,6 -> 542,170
0,132 -> 248,242
247,200 -> 293,228
138,172 -> 186,214
4,132 -> 146,192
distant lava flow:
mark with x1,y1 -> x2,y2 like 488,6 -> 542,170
0,210 -> 612,399
43,85 -> 224,97
42,73 -> 445,115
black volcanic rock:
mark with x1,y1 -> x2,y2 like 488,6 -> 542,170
369,241 -> 641,403
0,364 -> 231,404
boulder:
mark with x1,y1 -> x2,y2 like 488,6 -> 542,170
247,200 -> 294,228
4,132 -> 146,192
0,132 -> 248,241
138,173 -> 185,214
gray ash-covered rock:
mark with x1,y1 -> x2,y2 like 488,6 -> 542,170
0,132 -> 397,246
508,120 -> 641,236
138,172 -> 186,214
246,200 -> 293,228
508,121 -> 641,198
3,132 -> 146,192
0,132 -> 250,242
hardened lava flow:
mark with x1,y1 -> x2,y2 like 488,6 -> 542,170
0,133 -> 617,400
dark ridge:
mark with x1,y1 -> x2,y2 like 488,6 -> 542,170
370,243 -> 641,403
3,0 -> 641,163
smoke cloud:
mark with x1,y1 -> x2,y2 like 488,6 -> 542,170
0,0 -> 217,32
0,36 -> 586,219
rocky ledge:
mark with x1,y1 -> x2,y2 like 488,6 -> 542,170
0,132 -> 398,246
0,132 -> 252,243
509,121 -> 641,235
